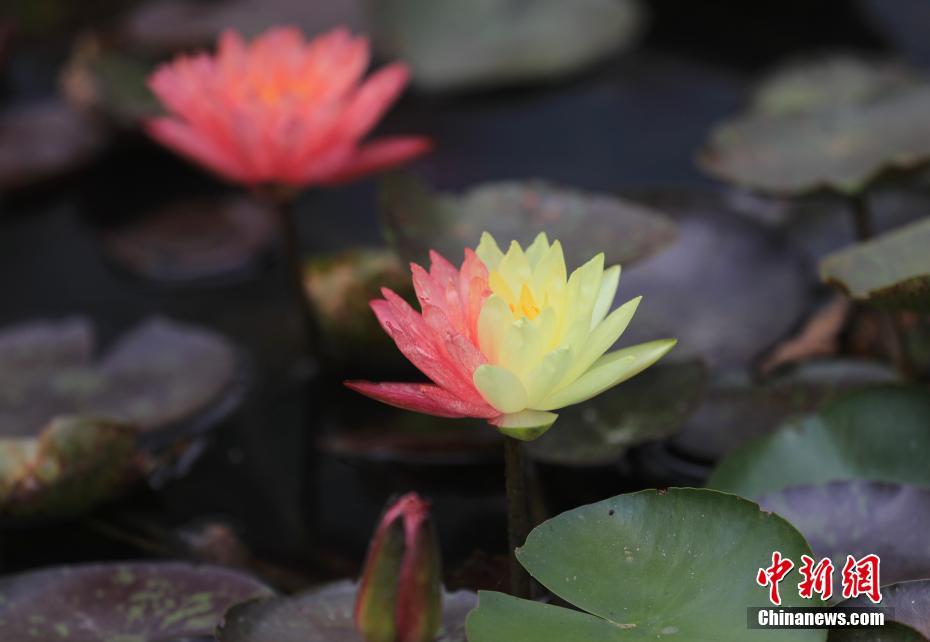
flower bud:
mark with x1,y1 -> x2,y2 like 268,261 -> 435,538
355,493 -> 442,642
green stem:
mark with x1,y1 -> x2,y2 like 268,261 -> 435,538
504,437 -> 531,599
848,193 -> 913,378
274,197 -> 320,359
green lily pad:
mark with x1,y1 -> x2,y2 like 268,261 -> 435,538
304,247 -> 415,371
707,386 -> 930,500
526,359 -> 705,466
820,216 -> 930,312
0,416 -> 139,521
671,359 -> 899,463
0,101 -> 104,192
759,481 -> 930,585
698,62 -> 930,195
840,580 -> 930,639
467,488 -> 824,641
0,561 -> 273,640
364,0 -> 642,91
218,580 -> 475,641
380,174 -> 678,271
103,195 -> 277,285
749,57 -> 919,117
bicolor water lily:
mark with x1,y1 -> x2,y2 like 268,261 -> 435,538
346,233 -> 676,440
146,27 -> 430,187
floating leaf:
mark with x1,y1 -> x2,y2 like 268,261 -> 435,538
759,481 -> 930,585
119,0 -> 364,55
671,359 -> 898,463
467,488 -> 824,641
0,102 -> 104,192
618,189 -> 812,369
218,580 -> 475,642
0,561 -> 272,640
707,386 -> 930,499
829,622 -> 928,642
699,61 -> 930,195
304,247 -> 415,370
104,196 -> 277,284
820,216 -> 930,312
364,0 -> 643,91
381,175 -> 677,271
0,416 -> 138,521
526,359 -> 705,466
839,580 -> 930,640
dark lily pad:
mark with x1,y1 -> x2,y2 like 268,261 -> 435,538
61,37 -> 160,127
749,56 -> 919,117
380,174 -> 678,270
671,359 -> 899,463
840,580 -> 930,639
829,622 -> 928,642
218,580 -> 475,642
467,488 -> 824,641
699,62 -> 930,195
0,416 -> 139,521
759,480 -> 930,586
857,0 -> 930,68
820,216 -> 930,313
0,101 -> 104,192
617,189 -> 812,369
365,0 -> 642,91
707,385 -> 930,500
103,195 -> 277,285
526,359 -> 705,467
119,0 -> 364,55
0,561 -> 273,641
304,247 -> 415,370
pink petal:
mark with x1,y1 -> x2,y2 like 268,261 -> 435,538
340,63 -> 410,141
145,117 -> 253,183
314,136 -> 432,185
345,381 -> 499,419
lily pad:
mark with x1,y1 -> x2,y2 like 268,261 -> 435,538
380,174 -> 678,270
364,0 -> 642,91
671,359 -> 899,463
707,385 -> 930,500
617,189 -> 812,369
0,101 -> 104,192
829,622 -> 928,642
0,561 -> 273,641
218,580 -> 475,642
467,488 -> 823,641
119,0 -> 364,55
526,359 -> 705,466
103,195 -> 277,285
759,481 -> 930,585
840,580 -> 930,639
304,247 -> 415,370
699,64 -> 930,195
0,416 -> 138,521
820,216 -> 930,312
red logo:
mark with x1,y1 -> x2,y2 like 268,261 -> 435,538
757,553 -> 881,605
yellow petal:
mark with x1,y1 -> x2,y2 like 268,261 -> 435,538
476,232 -> 504,270
491,410 -> 558,441
561,295 -> 641,386
498,241 -> 533,294
524,232 -> 550,267
473,364 -> 528,414
591,265 -> 621,329
477,295 -> 512,362
525,347 -> 572,407
538,338 -> 676,410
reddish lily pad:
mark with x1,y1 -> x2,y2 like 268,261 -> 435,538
671,359 -> 898,462
526,359 -> 705,467
119,0 -> 363,55
0,562 -> 273,641
699,60 -> 930,195
820,216 -> 930,313
0,102 -> 104,192
380,174 -> 678,270
759,481 -> 930,585
218,580 -> 475,642
0,416 -> 138,521
304,247 -> 414,370
104,196 -> 277,285
365,0 -> 643,91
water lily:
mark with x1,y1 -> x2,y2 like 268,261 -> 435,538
355,493 -> 442,642
347,232 -> 676,440
146,26 -> 431,187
